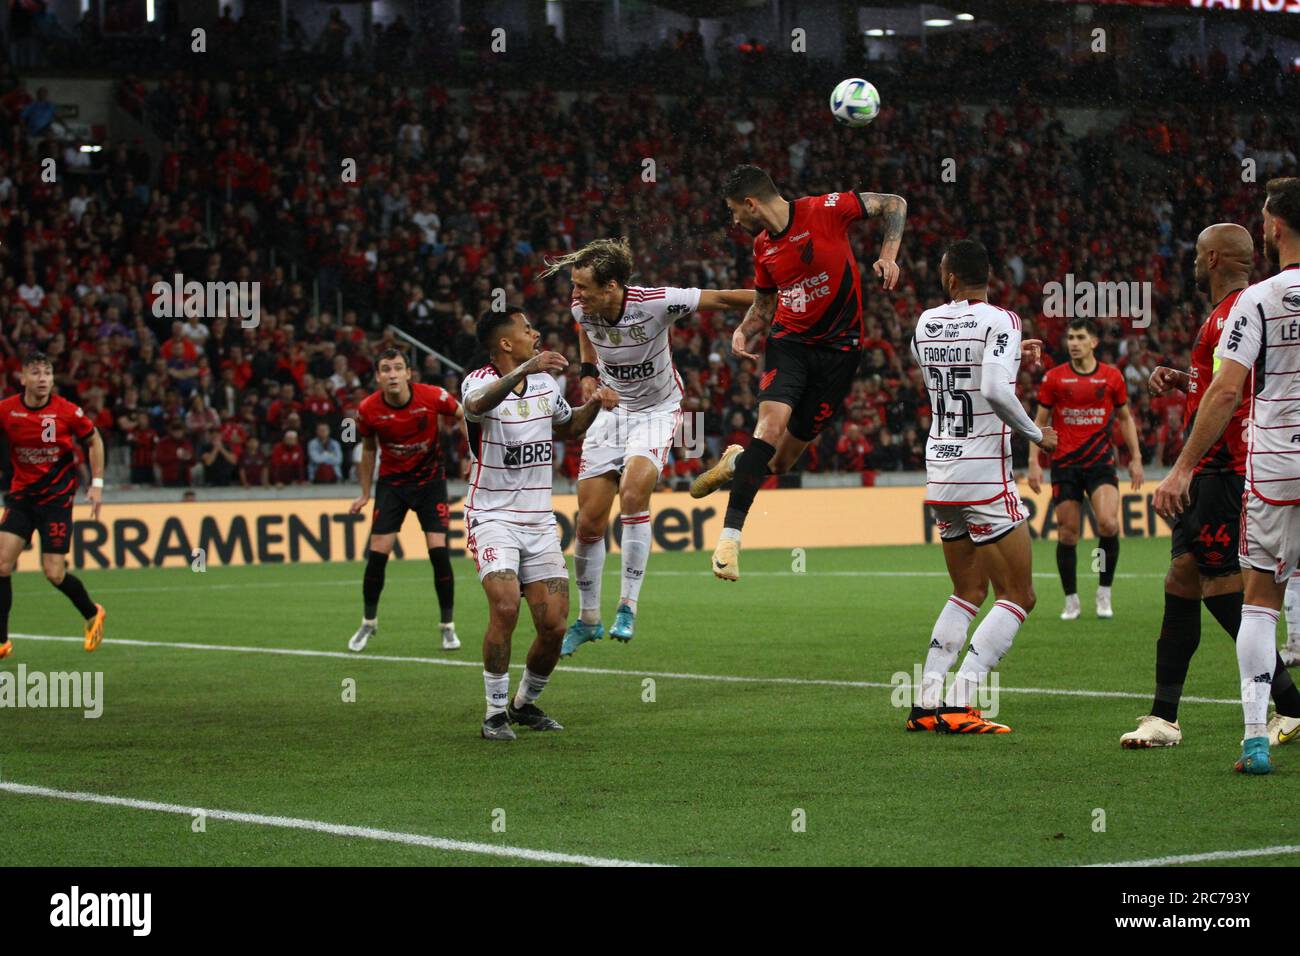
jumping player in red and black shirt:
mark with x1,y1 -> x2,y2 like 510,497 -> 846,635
1027,318 -> 1143,620
0,352 -> 107,658
690,164 -> 907,581
346,347 -> 466,654
1123,223 -> 1300,749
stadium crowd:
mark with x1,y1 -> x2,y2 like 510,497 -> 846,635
0,31 -> 1295,491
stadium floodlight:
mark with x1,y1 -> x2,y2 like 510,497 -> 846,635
865,28 -> 885,36
956,13 -> 975,20
924,18 -> 954,27
146,0 -> 155,22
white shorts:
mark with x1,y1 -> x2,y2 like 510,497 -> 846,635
930,492 -> 1027,546
467,519 -> 567,585
577,403 -> 682,481
1240,492 -> 1300,582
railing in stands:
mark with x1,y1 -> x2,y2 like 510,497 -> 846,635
387,324 -> 464,375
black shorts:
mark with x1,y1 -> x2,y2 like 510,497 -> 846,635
1170,472 -> 1245,577
759,338 -> 859,442
0,496 -> 74,554
371,480 -> 449,536
1051,462 -> 1118,502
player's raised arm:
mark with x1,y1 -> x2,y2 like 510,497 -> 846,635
731,289 -> 777,360
857,192 -> 908,290
981,324 -> 1054,450
698,289 -> 756,312
463,350 -> 567,418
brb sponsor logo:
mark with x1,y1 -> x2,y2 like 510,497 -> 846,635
584,410 -> 707,459
0,666 -> 103,718
503,440 -> 552,467
602,360 -> 657,382
50,886 -> 151,936
1042,273 -> 1152,329
151,272 -> 261,328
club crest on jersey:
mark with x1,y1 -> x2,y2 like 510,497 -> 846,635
1094,383 -> 1106,400
608,328 -> 623,345
799,239 -> 815,264
628,325 -> 647,342
537,396 -> 551,415
516,399 -> 529,417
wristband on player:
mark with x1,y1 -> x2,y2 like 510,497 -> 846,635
91,477 -> 104,489
580,362 -> 599,380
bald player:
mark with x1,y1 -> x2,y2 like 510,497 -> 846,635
1123,223 -> 1300,749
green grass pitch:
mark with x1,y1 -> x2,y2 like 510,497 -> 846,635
2,537 -> 1297,867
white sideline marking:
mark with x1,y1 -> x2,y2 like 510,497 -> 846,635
1087,845 -> 1300,867
0,781 -> 665,867
16,569 -> 1167,595
10,633 -> 1240,705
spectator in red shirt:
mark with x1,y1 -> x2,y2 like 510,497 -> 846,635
270,429 -> 306,486
239,437 -> 269,487
128,411 -> 158,485
155,420 -> 195,487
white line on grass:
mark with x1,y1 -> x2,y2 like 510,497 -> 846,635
10,633 -> 1241,705
1086,845 -> 1300,867
0,781 -> 665,867
18,569 -> 1168,595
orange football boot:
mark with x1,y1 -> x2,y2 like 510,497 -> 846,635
83,604 -> 105,652
937,706 -> 1010,734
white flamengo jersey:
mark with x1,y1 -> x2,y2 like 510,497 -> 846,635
573,285 -> 700,411
461,365 -> 572,527
911,299 -> 1025,505
1216,264 -> 1300,505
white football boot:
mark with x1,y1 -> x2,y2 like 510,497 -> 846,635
1060,593 -> 1081,621
1096,586 -> 1114,619
1120,715 -> 1182,749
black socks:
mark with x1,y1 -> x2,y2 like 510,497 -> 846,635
362,549 -> 389,620
1152,593 -> 1201,723
55,573 -> 98,620
1056,542 -> 1077,595
1098,535 -> 1120,587
430,547 -> 454,624
724,439 -> 775,531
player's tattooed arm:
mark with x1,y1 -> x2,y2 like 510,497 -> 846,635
464,352 -> 568,417
554,388 -> 617,440
858,192 -> 907,290
732,289 -> 777,361
697,289 -> 756,312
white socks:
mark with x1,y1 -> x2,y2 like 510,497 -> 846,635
921,595 -> 978,709
947,600 -> 1025,708
1286,576 -> 1300,642
513,667 -> 549,710
620,512 -> 651,611
484,670 -> 510,717
574,534 -> 605,625
1238,605 -> 1277,739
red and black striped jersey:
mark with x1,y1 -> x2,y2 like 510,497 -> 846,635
752,192 -> 865,352
0,392 -> 96,505
356,383 -> 459,486
1036,361 -> 1126,468
1186,288 -> 1248,477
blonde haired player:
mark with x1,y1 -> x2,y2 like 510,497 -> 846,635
1155,177 -> 1300,774
540,238 -> 753,655
905,239 -> 1056,734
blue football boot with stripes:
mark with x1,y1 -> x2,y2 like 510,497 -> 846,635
561,619 -> 604,658
610,603 -> 636,642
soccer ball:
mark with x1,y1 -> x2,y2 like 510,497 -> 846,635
830,78 -> 880,127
